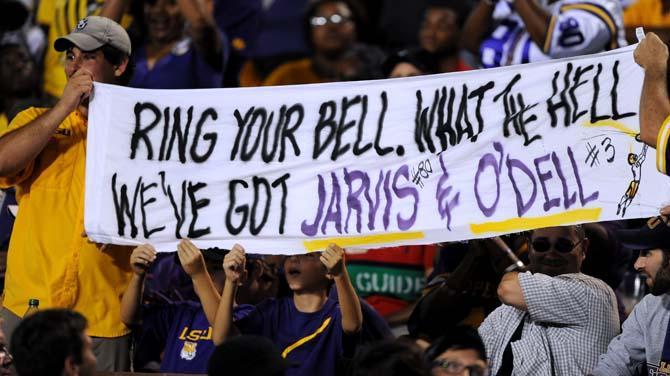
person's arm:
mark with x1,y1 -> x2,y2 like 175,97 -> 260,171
177,0 -> 224,71
177,239 -> 220,325
120,244 -> 157,325
99,0 -> 129,23
512,0 -> 552,49
212,244 -> 246,345
0,69 -> 93,177
321,244 -> 363,334
635,32 -> 670,147
496,272 -> 528,310
516,272 -> 595,326
461,0 -> 496,55
590,298 -> 649,376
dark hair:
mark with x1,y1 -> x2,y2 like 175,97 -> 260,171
350,340 -> 429,376
425,325 -> 486,362
11,309 -> 88,376
100,44 -> 134,86
529,225 -> 586,241
424,0 -> 472,28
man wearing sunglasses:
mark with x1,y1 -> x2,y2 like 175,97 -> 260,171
479,225 -> 620,375
591,216 -> 670,376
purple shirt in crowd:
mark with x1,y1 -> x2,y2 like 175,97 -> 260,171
235,297 -> 358,376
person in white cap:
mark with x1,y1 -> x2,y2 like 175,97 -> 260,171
0,16 -> 134,372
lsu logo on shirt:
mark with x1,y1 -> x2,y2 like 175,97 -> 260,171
180,341 -> 197,361
178,326 -> 213,361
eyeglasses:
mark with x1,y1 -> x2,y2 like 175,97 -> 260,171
531,237 -> 583,253
0,344 -> 13,368
310,14 -> 350,26
431,360 -> 489,376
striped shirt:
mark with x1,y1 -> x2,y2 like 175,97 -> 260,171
479,0 -> 626,68
479,272 -> 620,375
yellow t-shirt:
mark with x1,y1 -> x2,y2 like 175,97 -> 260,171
0,113 -> 8,136
623,0 -> 670,28
37,0 -> 107,98
0,107 -> 133,337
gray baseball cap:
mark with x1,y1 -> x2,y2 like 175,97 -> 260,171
54,16 -> 131,55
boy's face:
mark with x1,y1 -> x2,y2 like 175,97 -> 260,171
283,253 -> 329,292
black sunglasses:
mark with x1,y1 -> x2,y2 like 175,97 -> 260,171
531,237 -> 583,253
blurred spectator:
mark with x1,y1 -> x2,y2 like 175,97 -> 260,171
212,0 -> 263,87
346,245 -> 436,334
0,317 -> 13,376
213,244 -> 363,376
0,16 -> 134,372
128,0 -> 228,89
425,325 -> 489,376
581,222 -> 631,322
0,0 -> 29,33
592,216 -> 670,375
478,225 -> 619,375
131,244 -> 281,372
623,0 -> 670,43
349,339 -> 429,376
0,34 -> 45,134
11,309 -> 96,376
383,0 -> 471,79
418,0 -> 471,73
36,0 -> 127,98
237,0 -> 309,87
463,0 -> 626,68
408,238 -> 522,340
122,241 -> 222,373
264,0 -> 384,85
384,48 -> 437,78
0,0 -> 46,66
375,0 -> 429,49
208,335 -> 288,376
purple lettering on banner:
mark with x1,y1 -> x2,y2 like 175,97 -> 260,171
474,142 -> 503,217
321,172 -> 343,234
365,171 -> 384,231
436,154 -> 460,230
383,170 -> 393,230
534,154 -> 561,211
300,174 -> 326,236
506,156 -> 537,217
392,165 -> 419,231
344,168 -> 367,233
567,146 -> 599,205
551,151 -> 577,209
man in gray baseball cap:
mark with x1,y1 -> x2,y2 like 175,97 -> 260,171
0,15 -> 134,372
54,15 -> 131,56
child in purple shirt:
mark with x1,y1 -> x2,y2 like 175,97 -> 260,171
214,244 -> 363,376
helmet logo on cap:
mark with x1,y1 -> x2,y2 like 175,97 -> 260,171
76,18 -> 88,30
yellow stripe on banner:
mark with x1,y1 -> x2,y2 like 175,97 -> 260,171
656,115 -> 670,174
302,231 -> 425,252
544,15 -> 558,53
282,317 -> 332,359
561,4 -> 618,49
470,208 -> 602,235
581,119 -> 637,136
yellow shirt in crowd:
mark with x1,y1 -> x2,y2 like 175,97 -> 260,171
624,0 -> 670,28
0,107 -> 133,338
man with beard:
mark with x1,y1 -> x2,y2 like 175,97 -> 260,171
478,225 -> 619,375
591,216 -> 670,376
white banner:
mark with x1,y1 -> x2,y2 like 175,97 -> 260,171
85,45 -> 670,254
